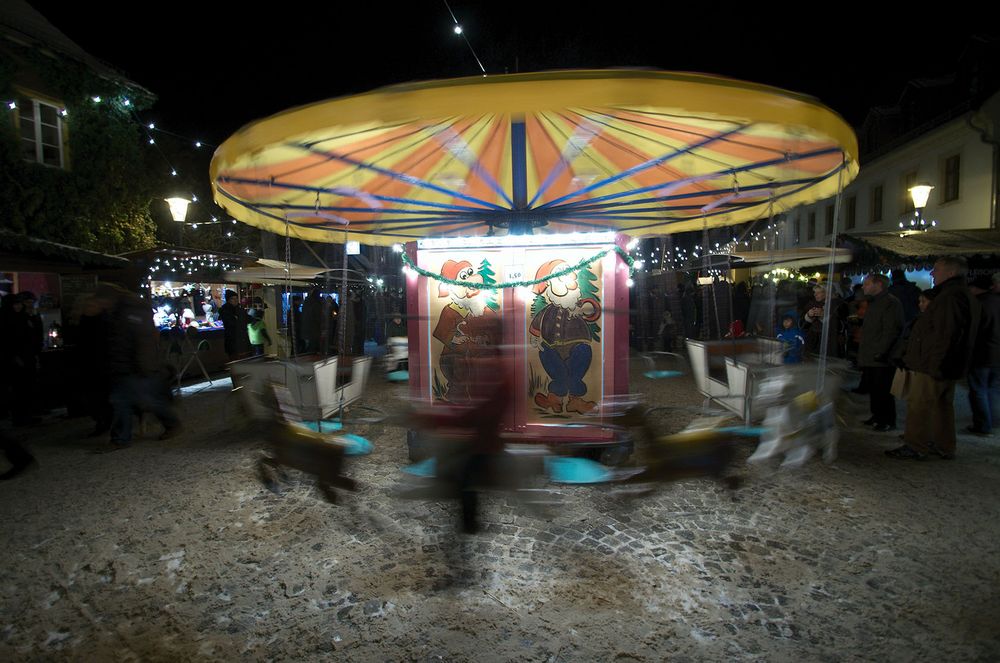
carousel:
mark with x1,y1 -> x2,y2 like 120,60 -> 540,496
210,69 -> 858,466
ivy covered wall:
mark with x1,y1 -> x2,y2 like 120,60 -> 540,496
0,40 -> 163,254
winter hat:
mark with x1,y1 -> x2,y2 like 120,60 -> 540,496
438,259 -> 474,297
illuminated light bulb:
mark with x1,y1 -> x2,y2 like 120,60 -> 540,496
627,278 -> 635,288
60,108 -> 68,116
191,195 -> 198,202
92,96 -> 101,103
7,101 -> 15,110
195,141 -> 202,148
171,169 -> 177,176
392,243 -> 403,253
123,98 -> 131,106
192,224 -> 198,229
149,138 -> 155,144
453,24 -> 463,34
148,123 -> 155,130
232,220 -> 237,225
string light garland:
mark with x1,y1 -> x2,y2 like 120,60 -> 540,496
400,245 -> 634,290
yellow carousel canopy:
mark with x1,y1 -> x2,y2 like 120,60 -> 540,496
211,69 -> 858,246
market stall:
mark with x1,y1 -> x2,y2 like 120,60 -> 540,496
122,246 -> 251,375
0,230 -> 131,411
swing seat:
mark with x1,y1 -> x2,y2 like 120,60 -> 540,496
545,456 -> 613,484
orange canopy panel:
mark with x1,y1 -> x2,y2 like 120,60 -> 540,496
211,70 -> 858,246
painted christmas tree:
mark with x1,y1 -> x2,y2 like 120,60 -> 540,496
478,258 -> 501,311
577,260 -> 601,341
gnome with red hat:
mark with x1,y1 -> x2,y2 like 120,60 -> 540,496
432,259 -> 501,402
529,259 -> 601,415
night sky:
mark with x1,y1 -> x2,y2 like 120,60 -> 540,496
25,2 -> 986,148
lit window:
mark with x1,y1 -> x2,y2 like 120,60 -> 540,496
18,96 -> 65,168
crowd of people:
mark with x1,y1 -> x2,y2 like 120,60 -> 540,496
778,256 -> 994,460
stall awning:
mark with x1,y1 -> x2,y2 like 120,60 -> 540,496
726,246 -> 852,274
224,258 -> 331,285
0,230 -> 130,272
844,230 -> 1000,259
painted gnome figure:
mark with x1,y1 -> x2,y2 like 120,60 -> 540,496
432,259 -> 501,403
529,259 -> 602,414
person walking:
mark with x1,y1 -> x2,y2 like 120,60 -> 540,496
857,274 -> 904,432
99,284 -> 181,450
966,274 -> 1000,435
888,256 -> 980,460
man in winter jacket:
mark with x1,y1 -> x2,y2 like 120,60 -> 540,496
857,274 -> 904,431
888,257 -> 981,460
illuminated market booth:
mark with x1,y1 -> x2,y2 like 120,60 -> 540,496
122,246 -> 250,374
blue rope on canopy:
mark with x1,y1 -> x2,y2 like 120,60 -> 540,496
544,147 -> 843,213
536,124 -> 752,210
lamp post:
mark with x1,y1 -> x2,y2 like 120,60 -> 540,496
903,183 -> 935,234
165,196 -> 191,245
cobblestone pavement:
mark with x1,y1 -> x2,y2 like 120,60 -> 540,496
1,367 -> 999,661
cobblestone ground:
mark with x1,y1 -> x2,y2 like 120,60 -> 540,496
1,365 -> 999,662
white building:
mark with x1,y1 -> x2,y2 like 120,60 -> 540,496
775,89 -> 1000,260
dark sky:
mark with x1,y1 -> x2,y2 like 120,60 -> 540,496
27,2 -> 986,147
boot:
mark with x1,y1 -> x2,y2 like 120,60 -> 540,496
533,392 -> 563,413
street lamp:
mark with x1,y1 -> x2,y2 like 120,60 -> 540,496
165,196 -> 191,245
901,183 -> 936,234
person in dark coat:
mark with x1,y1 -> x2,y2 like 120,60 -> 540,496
857,274 -> 904,431
386,311 -> 407,339
966,273 -> 1000,435
889,256 -> 981,460
219,290 -> 251,361
99,284 -> 181,449
680,284 -> 697,339
888,270 -> 921,325
7,292 -> 43,426
77,293 -> 113,435
0,294 -> 37,477
300,287 -> 324,354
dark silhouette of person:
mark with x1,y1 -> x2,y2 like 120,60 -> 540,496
219,290 -> 251,361
300,287 -> 324,355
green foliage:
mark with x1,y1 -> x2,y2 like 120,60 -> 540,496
530,293 -> 546,319
432,368 -> 447,401
0,42 -> 161,254
478,257 -> 500,311
577,261 -> 601,341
